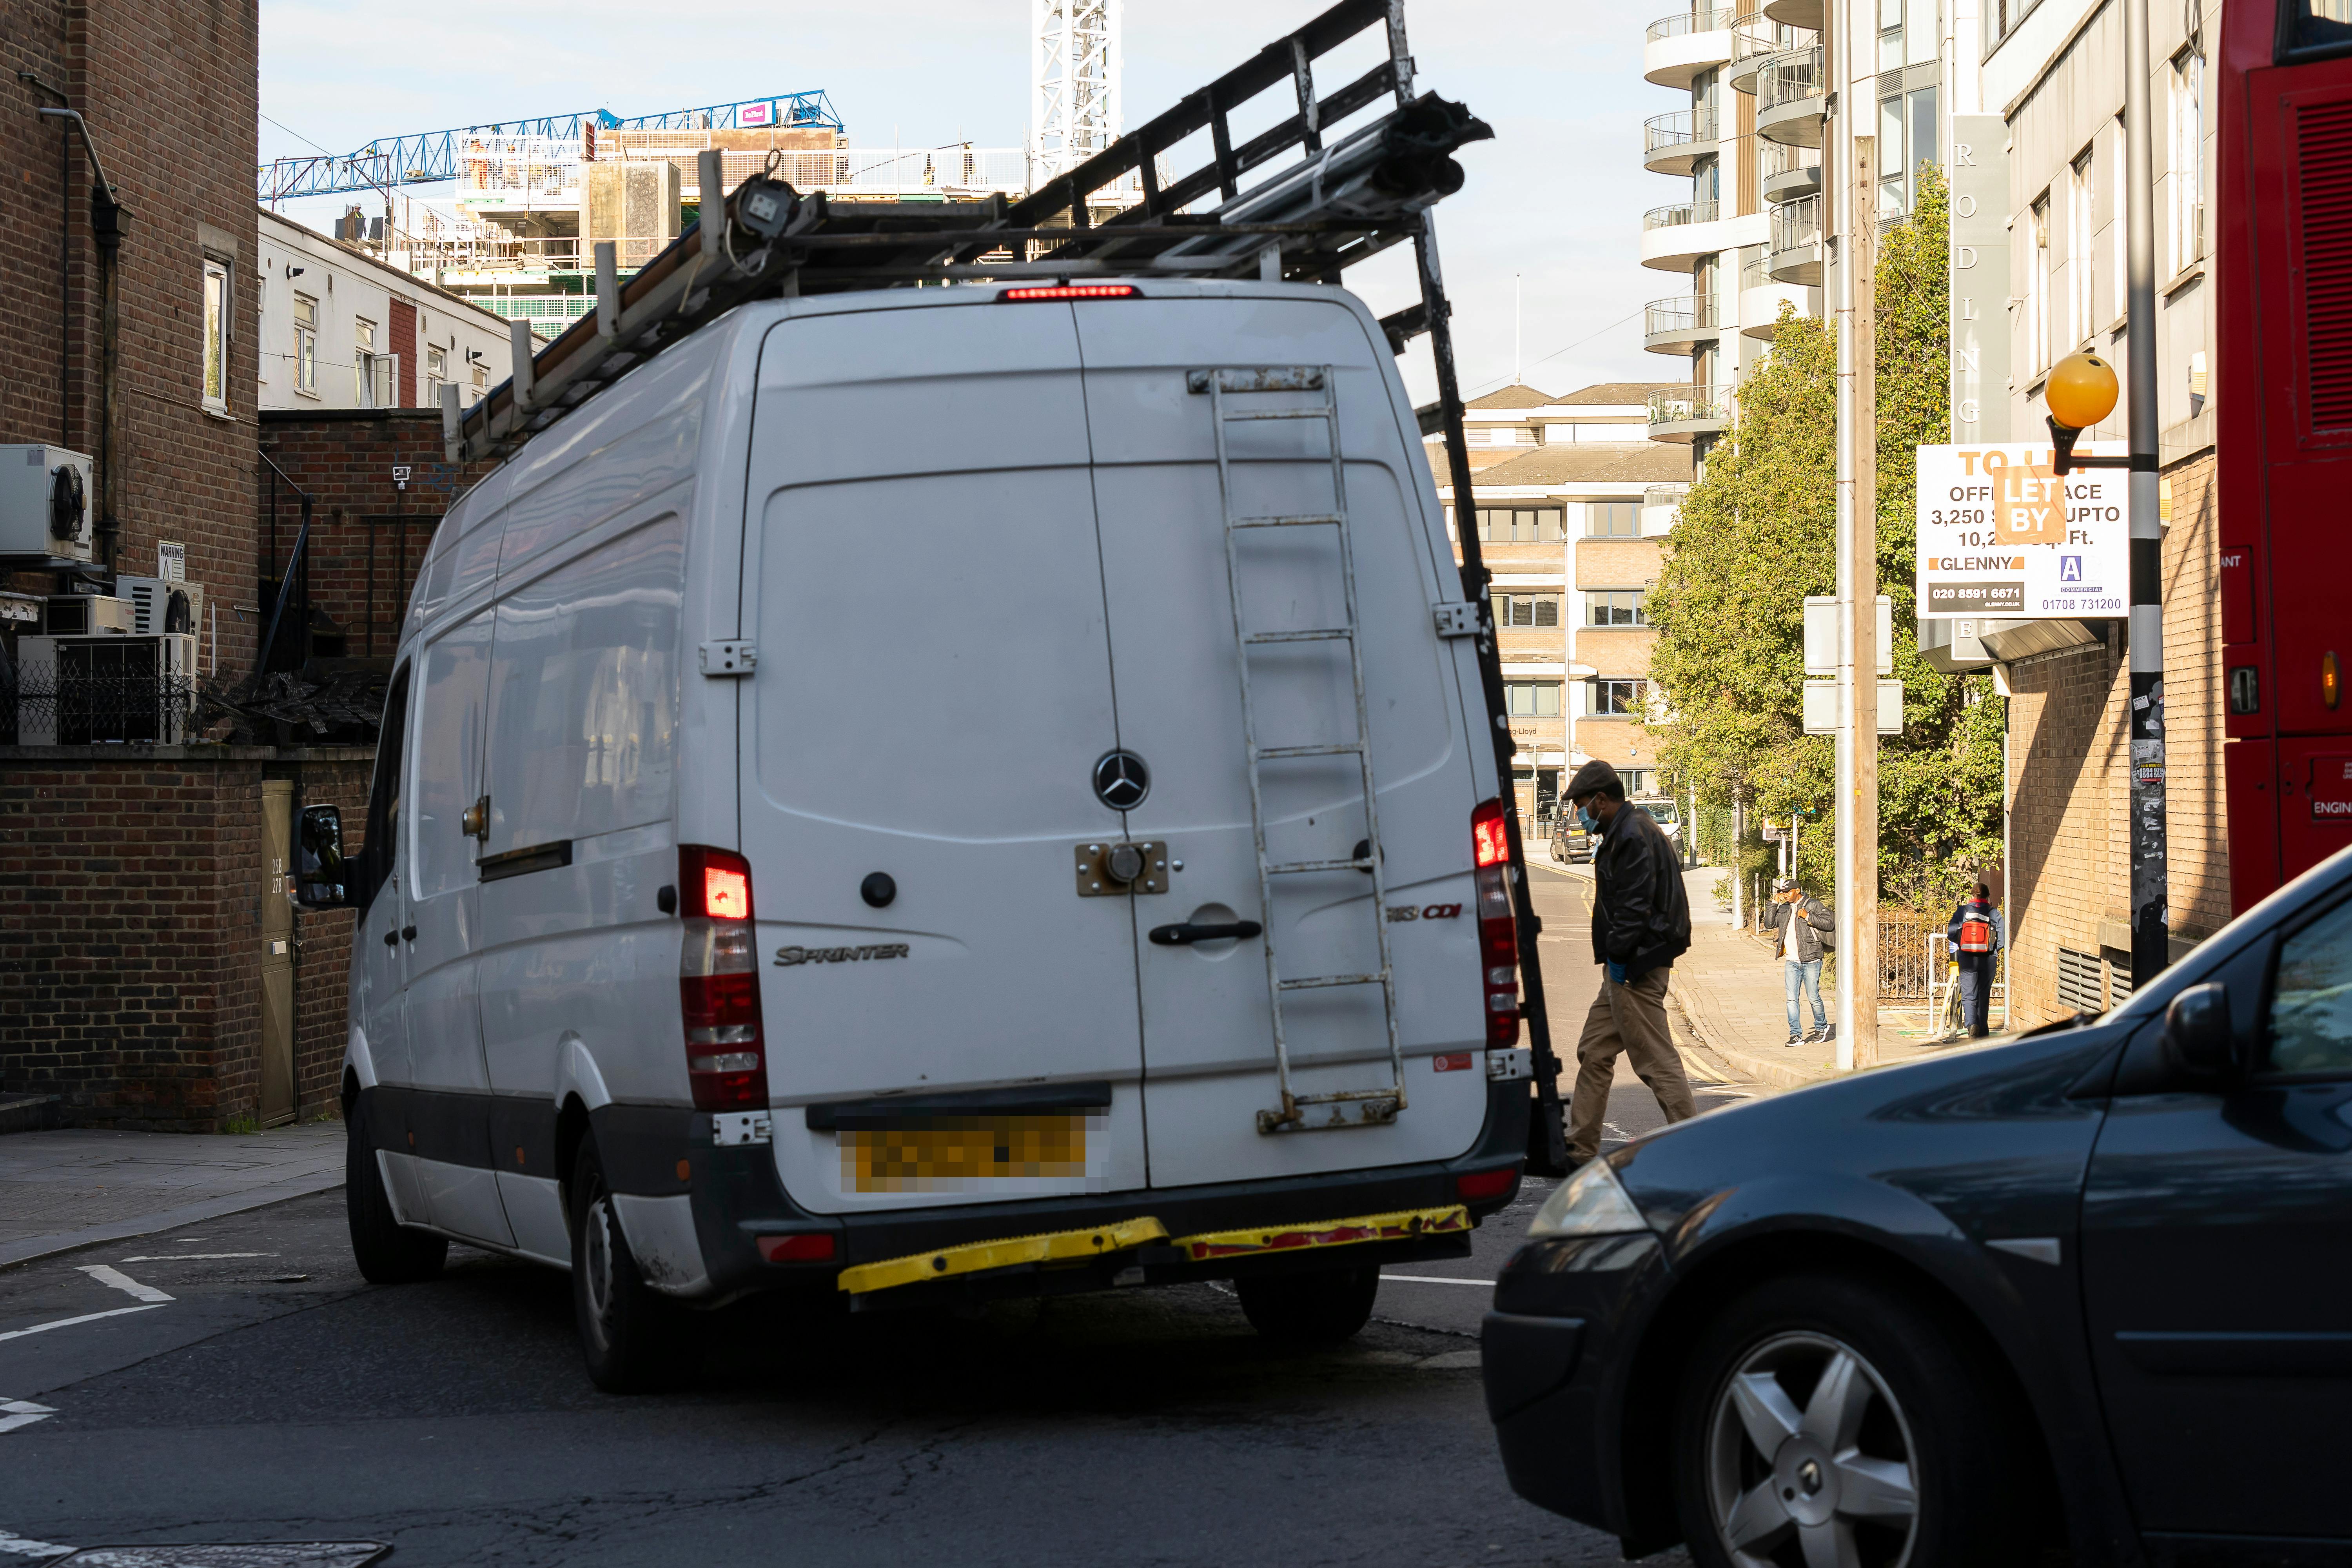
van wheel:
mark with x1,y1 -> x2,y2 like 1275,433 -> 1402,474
569,1140 -> 684,1393
1235,1265 -> 1379,1346
1670,1273 -> 2037,1568
345,1102 -> 446,1284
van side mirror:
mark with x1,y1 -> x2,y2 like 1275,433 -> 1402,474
295,804 -> 349,908
2161,982 -> 2242,1082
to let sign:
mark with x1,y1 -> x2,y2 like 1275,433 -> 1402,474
1915,441 -> 2127,620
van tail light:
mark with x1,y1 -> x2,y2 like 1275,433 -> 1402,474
679,845 -> 768,1112
998,283 -> 1138,301
1473,799 -> 1521,1047
1456,1165 -> 1520,1203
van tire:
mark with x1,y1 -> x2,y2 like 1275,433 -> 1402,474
569,1140 -> 685,1393
1235,1265 -> 1379,1346
345,1103 -> 447,1284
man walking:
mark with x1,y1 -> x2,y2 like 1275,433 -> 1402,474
1562,759 -> 1697,1165
1945,882 -> 2006,1038
1760,876 -> 1835,1045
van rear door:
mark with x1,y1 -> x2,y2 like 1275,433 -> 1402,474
740,301 -> 1145,1214
1072,292 -> 1489,1191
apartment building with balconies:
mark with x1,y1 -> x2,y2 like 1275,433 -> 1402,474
1434,384 -> 1691,824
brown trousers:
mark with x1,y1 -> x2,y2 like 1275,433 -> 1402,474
1566,965 -> 1698,1163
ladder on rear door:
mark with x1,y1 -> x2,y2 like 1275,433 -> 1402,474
1191,365 -> 1403,1135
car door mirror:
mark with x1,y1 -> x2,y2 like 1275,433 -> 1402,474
295,804 -> 349,908
2161,982 -> 2242,1082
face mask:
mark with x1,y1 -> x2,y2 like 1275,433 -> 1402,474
1577,805 -> 1601,832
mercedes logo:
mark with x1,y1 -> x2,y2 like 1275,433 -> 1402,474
1092,749 -> 1151,811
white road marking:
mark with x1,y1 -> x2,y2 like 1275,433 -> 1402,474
76,1265 -> 172,1304
0,1303 -> 169,1343
0,1528 -> 72,1557
0,1399 -> 56,1435
117,1254 -> 272,1263
1379,1274 -> 1494,1287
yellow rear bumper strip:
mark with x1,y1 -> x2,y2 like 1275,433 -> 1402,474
1169,1204 -> 1470,1262
837,1203 -> 1471,1295
837,1216 -> 1171,1295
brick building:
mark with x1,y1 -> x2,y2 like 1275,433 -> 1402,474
0,6 -> 487,1130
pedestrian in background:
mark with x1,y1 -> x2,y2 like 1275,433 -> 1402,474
1561,759 -> 1696,1165
1760,875 -> 1835,1045
1945,882 -> 2006,1038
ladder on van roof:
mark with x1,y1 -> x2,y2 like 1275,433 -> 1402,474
1194,365 -> 1402,1134
446,0 -> 1575,1174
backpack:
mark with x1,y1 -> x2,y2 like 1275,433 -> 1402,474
1958,903 -> 1994,954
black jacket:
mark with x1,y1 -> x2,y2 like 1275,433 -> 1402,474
1590,802 -> 1691,981
1762,895 -> 1835,964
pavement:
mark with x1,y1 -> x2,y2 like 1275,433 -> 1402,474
0,1123 -> 345,1269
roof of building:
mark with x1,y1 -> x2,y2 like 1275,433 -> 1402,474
1552,382 -> 1688,406
1457,443 -> 1692,489
1464,383 -> 1558,410
258,207 -> 517,331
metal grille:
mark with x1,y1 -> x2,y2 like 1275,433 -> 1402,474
2106,953 -> 2135,1009
2057,946 -> 2104,1014
2297,99 -> 2352,430
7,664 -> 195,746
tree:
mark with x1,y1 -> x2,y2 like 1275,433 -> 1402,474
1648,167 -> 2004,911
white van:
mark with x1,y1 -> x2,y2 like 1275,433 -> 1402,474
304,279 -> 1533,1389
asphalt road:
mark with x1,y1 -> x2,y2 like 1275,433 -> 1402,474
0,873 -> 1760,1568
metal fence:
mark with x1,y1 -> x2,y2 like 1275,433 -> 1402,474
1644,108 -> 1721,152
1644,199 -> 1720,230
1647,6 -> 1737,39
1756,46 -> 1824,113
1771,192 -> 1822,256
4,671 -> 197,747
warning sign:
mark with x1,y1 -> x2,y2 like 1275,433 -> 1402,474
1915,442 -> 2127,621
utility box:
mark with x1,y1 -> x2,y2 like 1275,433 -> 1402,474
0,445 -> 95,562
1802,678 -> 1904,736
44,593 -> 135,635
1803,595 -> 1893,677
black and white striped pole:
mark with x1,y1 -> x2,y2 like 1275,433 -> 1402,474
2048,0 -> 2167,984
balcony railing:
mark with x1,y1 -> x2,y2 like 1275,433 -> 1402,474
1730,11 -> 1816,56
1645,295 -> 1720,335
1648,383 -> 1736,426
1760,138 -> 1818,183
1647,6 -> 1737,39
1643,199 -> 1722,230
1757,46 -> 1824,112
1644,108 -> 1721,153
1771,193 -> 1822,254
1644,482 -> 1693,506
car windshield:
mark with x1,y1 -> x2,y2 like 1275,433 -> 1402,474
1635,801 -> 1679,826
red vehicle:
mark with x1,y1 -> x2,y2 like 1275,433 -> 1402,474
2217,0 -> 2352,913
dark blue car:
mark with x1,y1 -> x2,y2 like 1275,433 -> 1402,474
1482,846 -> 2352,1568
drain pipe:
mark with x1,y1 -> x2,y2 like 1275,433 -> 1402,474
35,103 -> 126,571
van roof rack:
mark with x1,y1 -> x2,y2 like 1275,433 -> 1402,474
441,0 -> 1574,1175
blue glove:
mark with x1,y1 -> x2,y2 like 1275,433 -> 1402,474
1606,960 -> 1627,985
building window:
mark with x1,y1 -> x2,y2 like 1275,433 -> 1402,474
200,260 -> 229,414
2068,147 -> 2096,344
1468,425 -> 1539,448
1879,0 -> 1904,69
1585,590 -> 1650,626
1617,768 -> 1654,796
1878,84 -> 1938,216
293,293 -> 319,396
2029,196 -> 2052,372
1586,500 -> 1641,537
425,343 -> 449,407
1493,593 -> 1561,628
470,359 -> 490,401
355,318 -> 395,408
1479,506 -> 1563,543
2171,49 -> 2205,273
1590,678 -> 1648,716
1505,681 -> 1563,717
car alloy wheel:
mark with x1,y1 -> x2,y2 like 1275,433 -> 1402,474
1703,1330 -> 1920,1568
580,1192 -> 620,1349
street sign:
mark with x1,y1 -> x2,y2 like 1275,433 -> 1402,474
1804,679 -> 1904,736
1761,823 -> 1786,842
1803,595 -> 1892,677
1915,441 -> 2127,620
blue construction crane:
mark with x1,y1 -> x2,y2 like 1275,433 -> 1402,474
259,91 -> 843,203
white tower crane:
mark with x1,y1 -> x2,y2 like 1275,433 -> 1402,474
1028,0 -> 1121,190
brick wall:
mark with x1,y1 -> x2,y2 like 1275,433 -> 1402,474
2004,449 -> 2227,1024
0,747 -> 368,1129
258,410 -> 495,658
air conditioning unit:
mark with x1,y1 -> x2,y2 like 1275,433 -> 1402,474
116,576 -> 205,638
15,633 -> 197,745
43,593 -> 135,635
0,445 -> 95,562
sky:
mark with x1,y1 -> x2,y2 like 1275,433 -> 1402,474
259,1 -> 1671,405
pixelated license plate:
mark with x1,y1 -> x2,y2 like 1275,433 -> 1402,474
837,1114 -> 1107,1196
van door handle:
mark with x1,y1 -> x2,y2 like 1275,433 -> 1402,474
383,930 -> 398,947
401,925 -> 417,942
1149,920 -> 1263,946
